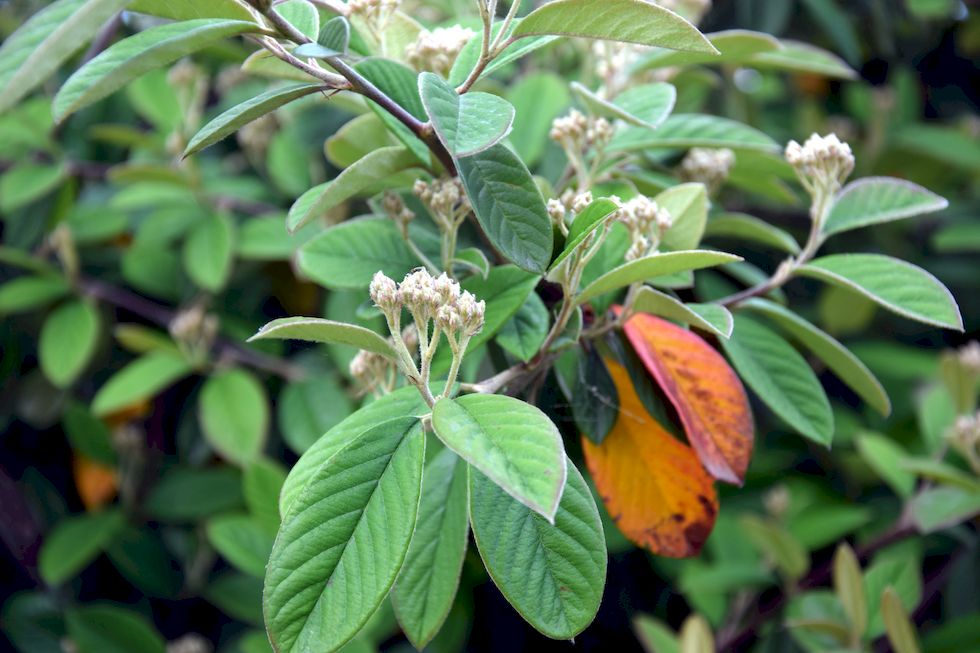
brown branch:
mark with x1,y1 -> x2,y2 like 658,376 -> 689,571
77,277 -> 306,381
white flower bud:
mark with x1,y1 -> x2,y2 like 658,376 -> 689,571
785,132 -> 855,194
571,191 -> 593,214
432,272 -> 461,305
406,25 -> 475,76
547,198 -> 566,227
434,303 -> 461,332
455,291 -> 485,336
369,271 -> 400,314
680,147 -> 735,191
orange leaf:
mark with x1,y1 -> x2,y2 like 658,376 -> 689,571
583,359 -> 718,558
74,455 -> 118,510
620,310 -> 754,485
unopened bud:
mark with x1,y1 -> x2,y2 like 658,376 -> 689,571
572,191 -> 593,214
547,198 -> 566,227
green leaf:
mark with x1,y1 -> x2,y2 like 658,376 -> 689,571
450,22 -> 559,86
571,82 -> 676,129
0,162 -> 68,212
496,292 -> 549,362
264,417 -> 424,653
298,217 -> 422,289
0,276 -> 70,315
634,614 -> 680,653
207,514 -> 274,577
64,402 -> 116,465
796,254 -> 962,331
855,433 -> 916,498
722,315 -> 833,445
39,299 -> 101,388
742,298 -> 890,416
243,458 -> 287,532
392,449 -> 469,649
908,486 -> 980,534
457,144 -> 553,274
740,515 -> 810,582
419,72 -> 515,157
822,177 -> 948,238
705,212 -> 800,254
277,373 -> 353,455
864,555 -> 922,638
184,83 -> 323,156
325,113 -> 394,168
432,394 -> 566,520
353,58 -> 430,164
549,197 -> 620,272
632,286 -> 733,338
749,39 -> 857,79
145,466 -> 243,522
899,458 -> 980,493
278,385 -> 430,515
275,0 -> 318,40
66,605 -> 165,653
249,317 -> 394,357
39,510 -> 126,585
512,0 -> 717,52
573,345 -> 619,444
106,527 -> 182,598
128,0 -> 257,21
0,0 -> 131,114
53,19 -> 261,122
882,587 -> 921,653
207,572 -> 263,625
288,146 -> 419,231
293,16 -> 351,58
92,352 -> 193,416
657,182 -> 708,250
636,29 -> 781,70
183,213 -> 235,291
576,250 -> 741,305
505,72 -> 570,167
199,368 -> 268,466
608,114 -> 779,154
469,460 -> 606,639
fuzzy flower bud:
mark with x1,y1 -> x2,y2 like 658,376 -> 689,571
958,341 -> 980,375
680,147 -> 735,192
572,191 -> 594,214
785,133 -> 855,194
586,117 -> 613,147
434,303 -> 461,332
382,192 -> 415,234
455,291 -> 485,336
550,110 -> 589,145
432,272 -> 461,305
370,271 -> 400,314
547,198 -> 566,227
398,268 -> 439,318
406,25 -> 475,77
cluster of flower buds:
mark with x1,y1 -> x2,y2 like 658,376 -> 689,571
616,195 -> 673,261
948,411 -> 980,474
169,303 -> 219,362
406,25 -> 475,77
348,0 -> 400,31
549,110 -> 614,151
785,133 -> 855,196
413,177 -> 470,232
680,147 -> 735,193
382,192 -> 415,237
593,42 -> 633,96
547,198 -> 567,231
371,269 -> 484,339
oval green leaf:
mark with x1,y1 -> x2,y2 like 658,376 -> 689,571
469,460 -> 606,639
419,72 -> 515,157
822,177 -> 948,238
183,213 -> 235,291
39,299 -> 101,388
608,114 -> 779,153
207,514 -> 274,577
249,316 -> 394,358
264,417 -> 424,653
66,604 -> 165,653
549,197 -> 620,272
432,394 -> 566,521
92,352 -> 193,416
199,368 -> 269,466
657,182 -> 708,250
39,509 -> 126,585
705,212 -> 801,254
631,286 -> 733,338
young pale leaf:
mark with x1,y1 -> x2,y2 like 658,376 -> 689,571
608,114 -> 779,153
822,177 -> 948,237
392,449 -> 469,649
495,292 -> 549,362
432,394 -> 566,521
469,461 -> 606,639
184,84 -> 323,156
457,144 -> 553,274
722,315 -> 834,445
39,509 -> 126,585
292,16 -> 351,58
631,286 -> 733,338
832,543 -> 868,637
66,604 -> 166,653
512,0 -> 717,52
419,72 -> 515,157
704,212 -> 801,254
53,19 -> 261,122
622,311 -> 753,484
449,22 -> 558,86
92,352 -> 193,417
571,82 -> 676,129
249,316 -> 394,358
199,368 -> 268,466
39,299 -> 101,388
183,213 -> 235,291
298,217 -> 421,289
275,0 -> 319,40
881,587 -> 921,653
206,514 -> 274,577
549,197 -> 619,271
796,254 -> 962,331
657,182 -> 708,250
742,298 -> 890,416
576,250 -> 741,305
0,0 -> 131,113
278,386 -> 430,515
288,146 -> 419,231
264,417 -> 424,653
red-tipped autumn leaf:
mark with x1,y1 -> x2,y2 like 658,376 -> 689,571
619,309 -> 754,485
583,359 -> 718,558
